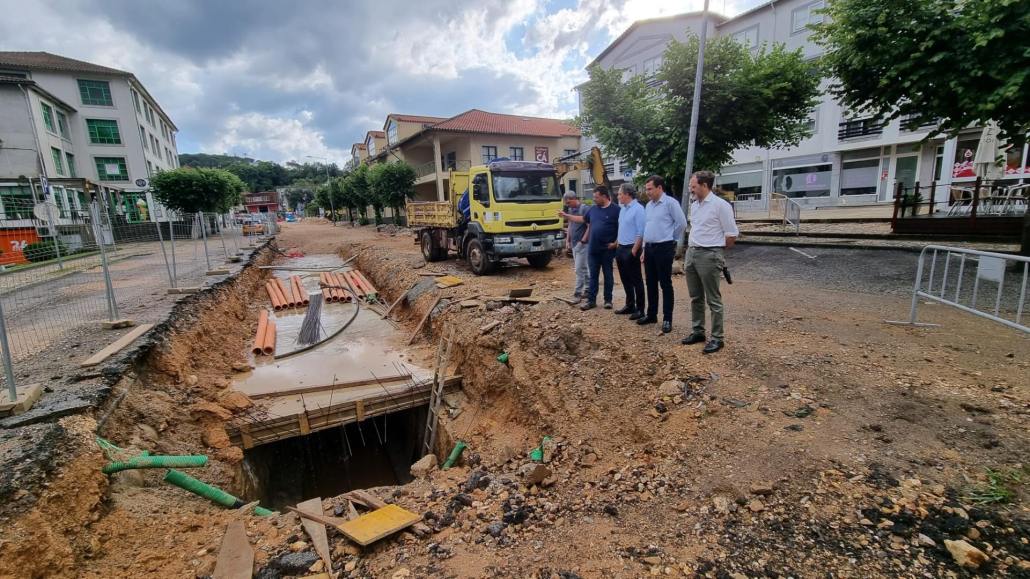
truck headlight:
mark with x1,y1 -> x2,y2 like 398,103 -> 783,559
495,236 -> 513,244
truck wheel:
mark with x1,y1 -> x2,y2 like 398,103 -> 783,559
526,253 -> 552,268
465,238 -> 496,275
421,231 -> 444,262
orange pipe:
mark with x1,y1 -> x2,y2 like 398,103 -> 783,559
318,273 -> 331,302
261,317 -> 276,355
270,280 -> 288,309
252,310 -> 269,354
266,281 -> 284,311
321,272 -> 338,302
337,272 -> 358,301
292,276 -> 309,306
354,270 -> 378,295
276,278 -> 295,308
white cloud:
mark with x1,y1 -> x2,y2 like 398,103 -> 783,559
205,112 -> 346,163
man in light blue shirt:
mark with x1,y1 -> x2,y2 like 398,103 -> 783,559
638,175 -> 688,333
614,183 -> 646,319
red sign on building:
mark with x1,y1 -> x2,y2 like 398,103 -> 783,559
534,147 -> 549,163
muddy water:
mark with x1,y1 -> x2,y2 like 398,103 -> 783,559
234,254 -> 431,399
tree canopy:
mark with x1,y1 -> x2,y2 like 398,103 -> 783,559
150,167 -> 246,214
577,34 -> 820,193
177,154 -> 342,192
813,0 -> 1030,144
369,162 -> 417,216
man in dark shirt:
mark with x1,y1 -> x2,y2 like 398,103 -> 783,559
561,185 -> 620,310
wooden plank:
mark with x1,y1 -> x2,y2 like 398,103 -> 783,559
298,412 -> 311,435
342,490 -> 431,537
248,374 -> 412,400
239,423 -> 254,449
0,382 -> 42,416
479,320 -> 501,334
382,281 -> 417,319
408,295 -> 443,345
79,324 -> 154,367
551,295 -> 579,305
507,287 -> 533,298
213,520 -> 253,579
435,275 -> 464,289
338,504 -> 421,546
297,497 -> 332,573
355,399 -> 365,422
417,272 -> 446,277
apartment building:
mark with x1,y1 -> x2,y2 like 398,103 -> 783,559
362,109 -> 582,202
0,51 -> 181,224
583,4 -> 1028,210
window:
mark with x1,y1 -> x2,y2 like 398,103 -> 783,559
772,164 -> 832,198
147,160 -> 153,176
792,0 -> 824,34
366,137 -> 376,157
386,119 -> 398,145
491,172 -> 561,202
731,25 -> 760,52
840,159 -> 880,195
95,156 -> 129,181
509,147 -> 524,161
51,147 -> 65,175
56,111 -> 70,139
803,107 -> 818,134
40,102 -> 56,133
151,134 -> 160,153
65,152 -> 77,178
86,119 -> 122,144
144,105 -> 154,126
77,79 -> 113,106
642,55 -> 663,78
481,146 -> 498,163
140,125 -> 148,150
715,170 -> 763,201
165,148 -> 173,165
563,149 -> 577,158
131,89 -> 141,113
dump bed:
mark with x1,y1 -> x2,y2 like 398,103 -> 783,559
406,201 -> 457,228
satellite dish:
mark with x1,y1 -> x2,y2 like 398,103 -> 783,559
33,201 -> 61,222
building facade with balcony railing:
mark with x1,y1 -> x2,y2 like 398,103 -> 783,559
581,3 -> 1026,212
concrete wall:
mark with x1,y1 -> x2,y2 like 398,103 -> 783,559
0,85 -> 42,178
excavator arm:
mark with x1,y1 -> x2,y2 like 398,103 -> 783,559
554,147 -> 610,191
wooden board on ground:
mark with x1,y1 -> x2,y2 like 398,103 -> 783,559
80,324 -> 154,367
338,503 -> 421,546
408,295 -> 443,345
507,287 -> 533,298
435,275 -> 464,289
551,295 -> 579,305
297,497 -> 332,572
482,296 -> 541,304
213,520 -> 253,579
0,382 -> 43,417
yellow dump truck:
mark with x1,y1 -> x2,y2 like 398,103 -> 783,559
407,160 -> 568,275
407,150 -> 608,275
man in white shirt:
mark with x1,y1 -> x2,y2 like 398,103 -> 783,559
681,170 -> 739,354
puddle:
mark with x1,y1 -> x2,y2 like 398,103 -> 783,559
234,254 -> 431,401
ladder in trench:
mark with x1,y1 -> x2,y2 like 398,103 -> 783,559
421,325 -> 456,456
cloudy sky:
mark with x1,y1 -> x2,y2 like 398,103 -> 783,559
2,0 -> 762,164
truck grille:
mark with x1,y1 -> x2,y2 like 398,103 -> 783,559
504,219 -> 560,227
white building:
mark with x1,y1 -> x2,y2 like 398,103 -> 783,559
0,51 -> 181,223
583,3 -> 1029,211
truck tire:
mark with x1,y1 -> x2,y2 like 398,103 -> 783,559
421,231 -> 445,262
465,238 -> 496,275
526,253 -> 552,268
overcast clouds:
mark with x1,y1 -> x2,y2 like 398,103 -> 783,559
1,0 -> 759,163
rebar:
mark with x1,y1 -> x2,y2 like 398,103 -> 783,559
296,293 -> 323,345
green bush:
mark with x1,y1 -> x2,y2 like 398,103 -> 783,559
24,240 -> 69,263
358,217 -> 370,226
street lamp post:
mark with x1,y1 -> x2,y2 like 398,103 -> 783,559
306,155 -> 336,226
681,0 -> 710,218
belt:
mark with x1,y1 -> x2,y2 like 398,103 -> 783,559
644,240 -> 675,247
618,243 -> 635,247
689,246 -> 723,250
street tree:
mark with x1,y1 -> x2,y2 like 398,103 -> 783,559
369,162 -> 417,225
814,0 -> 1030,254
340,164 -> 372,222
150,167 -> 246,214
577,34 -> 820,194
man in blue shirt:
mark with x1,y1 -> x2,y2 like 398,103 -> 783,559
638,175 -> 688,334
614,183 -> 646,319
560,185 -> 620,310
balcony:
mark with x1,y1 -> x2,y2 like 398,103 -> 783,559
899,113 -> 939,132
838,118 -> 886,140
415,160 -> 471,182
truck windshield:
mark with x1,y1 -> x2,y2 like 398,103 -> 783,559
491,172 -> 560,203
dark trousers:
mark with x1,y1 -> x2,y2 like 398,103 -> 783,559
587,247 -> 615,304
644,241 -> 675,321
616,244 -> 645,312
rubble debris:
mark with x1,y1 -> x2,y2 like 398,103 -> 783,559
213,520 -> 253,579
410,454 -> 438,478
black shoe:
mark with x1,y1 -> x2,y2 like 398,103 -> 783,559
603,302 -> 613,310
681,332 -> 706,345
580,302 -> 596,311
614,305 -> 634,315
662,321 -> 672,334
636,316 -> 657,326
628,311 -> 643,321
702,339 -> 724,354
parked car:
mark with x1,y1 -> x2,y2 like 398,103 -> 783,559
240,215 -> 266,235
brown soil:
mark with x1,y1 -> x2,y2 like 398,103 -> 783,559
0,220 -> 1025,579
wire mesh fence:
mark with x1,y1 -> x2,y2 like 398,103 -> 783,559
0,193 -> 269,402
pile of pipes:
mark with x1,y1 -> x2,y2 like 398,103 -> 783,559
251,310 -> 277,356
320,270 -> 379,303
266,275 -> 310,311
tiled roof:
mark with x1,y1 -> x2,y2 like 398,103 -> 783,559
390,113 -> 447,124
431,109 -> 580,138
0,51 -> 129,76
367,131 -> 385,138
352,143 -> 367,150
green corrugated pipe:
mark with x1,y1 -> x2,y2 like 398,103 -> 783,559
102,455 -> 208,474
442,441 -> 467,469
163,469 -> 273,516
